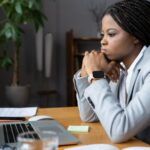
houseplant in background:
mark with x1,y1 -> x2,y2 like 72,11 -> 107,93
0,0 -> 46,106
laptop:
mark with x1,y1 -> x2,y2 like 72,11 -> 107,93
0,119 -> 79,147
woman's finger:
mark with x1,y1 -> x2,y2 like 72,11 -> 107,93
84,51 -> 89,56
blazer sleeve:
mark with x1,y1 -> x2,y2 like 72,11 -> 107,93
73,70 -> 99,122
84,76 -> 150,143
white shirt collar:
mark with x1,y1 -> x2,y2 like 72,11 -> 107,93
127,46 -> 147,74
119,46 -> 147,108
126,46 -> 147,94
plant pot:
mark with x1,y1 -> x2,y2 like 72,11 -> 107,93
5,85 -> 30,107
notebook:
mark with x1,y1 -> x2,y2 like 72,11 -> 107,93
0,107 -> 37,118
64,144 -> 119,150
122,147 -> 150,150
0,119 -> 79,148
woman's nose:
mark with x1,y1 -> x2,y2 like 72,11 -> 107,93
101,38 -> 107,46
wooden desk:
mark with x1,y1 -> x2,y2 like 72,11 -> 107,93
37,107 -> 150,150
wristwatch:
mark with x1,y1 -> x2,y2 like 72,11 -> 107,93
88,71 -> 105,83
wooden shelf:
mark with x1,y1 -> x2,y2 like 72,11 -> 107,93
66,29 -> 100,106
75,52 -> 84,57
75,37 -> 101,41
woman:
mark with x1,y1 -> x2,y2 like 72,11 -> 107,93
73,0 -> 150,144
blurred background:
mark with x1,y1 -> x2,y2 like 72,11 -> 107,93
0,0 -> 120,107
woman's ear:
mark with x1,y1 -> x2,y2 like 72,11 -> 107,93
133,37 -> 140,44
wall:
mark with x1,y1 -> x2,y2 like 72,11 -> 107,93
0,0 -> 120,107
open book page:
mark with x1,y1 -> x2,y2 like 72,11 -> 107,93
64,144 -> 119,150
122,147 -> 150,150
0,107 -> 38,118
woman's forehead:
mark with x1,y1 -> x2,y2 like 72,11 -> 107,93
102,15 -> 122,31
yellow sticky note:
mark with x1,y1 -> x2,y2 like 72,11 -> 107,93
67,125 -> 89,133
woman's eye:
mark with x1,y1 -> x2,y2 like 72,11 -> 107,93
100,33 -> 104,39
108,33 -> 116,37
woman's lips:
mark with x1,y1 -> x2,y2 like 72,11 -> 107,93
101,49 -> 107,53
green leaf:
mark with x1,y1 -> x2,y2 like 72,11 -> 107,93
5,29 -> 12,38
15,2 -> 23,14
0,23 -> 11,39
29,0 -> 41,10
0,0 -> 10,6
10,0 -> 14,3
0,22 -> 22,41
0,56 -> 13,69
28,0 -> 34,8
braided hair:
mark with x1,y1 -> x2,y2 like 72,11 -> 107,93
103,0 -> 150,46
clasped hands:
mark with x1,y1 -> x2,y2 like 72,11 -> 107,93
81,50 -> 120,82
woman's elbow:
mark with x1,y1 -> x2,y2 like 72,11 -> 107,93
109,133 -> 131,143
80,115 -> 96,122
110,136 -> 128,144
79,112 -> 98,123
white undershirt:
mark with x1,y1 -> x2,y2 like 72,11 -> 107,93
126,46 -> 147,94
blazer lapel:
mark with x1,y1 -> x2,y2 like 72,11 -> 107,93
126,46 -> 150,103
124,46 -> 150,104
127,68 -> 140,104
116,71 -> 123,100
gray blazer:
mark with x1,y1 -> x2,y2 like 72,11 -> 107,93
73,46 -> 150,144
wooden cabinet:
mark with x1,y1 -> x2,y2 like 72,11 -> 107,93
66,30 -> 101,106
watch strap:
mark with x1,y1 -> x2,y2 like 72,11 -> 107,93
88,71 -> 105,83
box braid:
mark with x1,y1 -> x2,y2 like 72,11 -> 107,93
102,0 -> 150,46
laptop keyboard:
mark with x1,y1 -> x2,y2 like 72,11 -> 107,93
3,123 -> 40,143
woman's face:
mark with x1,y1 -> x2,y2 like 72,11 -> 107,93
101,14 -> 141,66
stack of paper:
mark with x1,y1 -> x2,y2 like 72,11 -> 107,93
0,107 -> 38,118
122,147 -> 150,150
64,144 -> 119,150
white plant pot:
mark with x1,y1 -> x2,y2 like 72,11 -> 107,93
5,85 -> 30,107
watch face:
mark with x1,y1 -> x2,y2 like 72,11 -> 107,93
93,71 -> 104,78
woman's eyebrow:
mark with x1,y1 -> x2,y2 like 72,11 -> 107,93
101,28 -> 117,33
107,28 -> 117,32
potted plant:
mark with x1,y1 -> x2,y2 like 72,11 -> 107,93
0,0 -> 46,106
